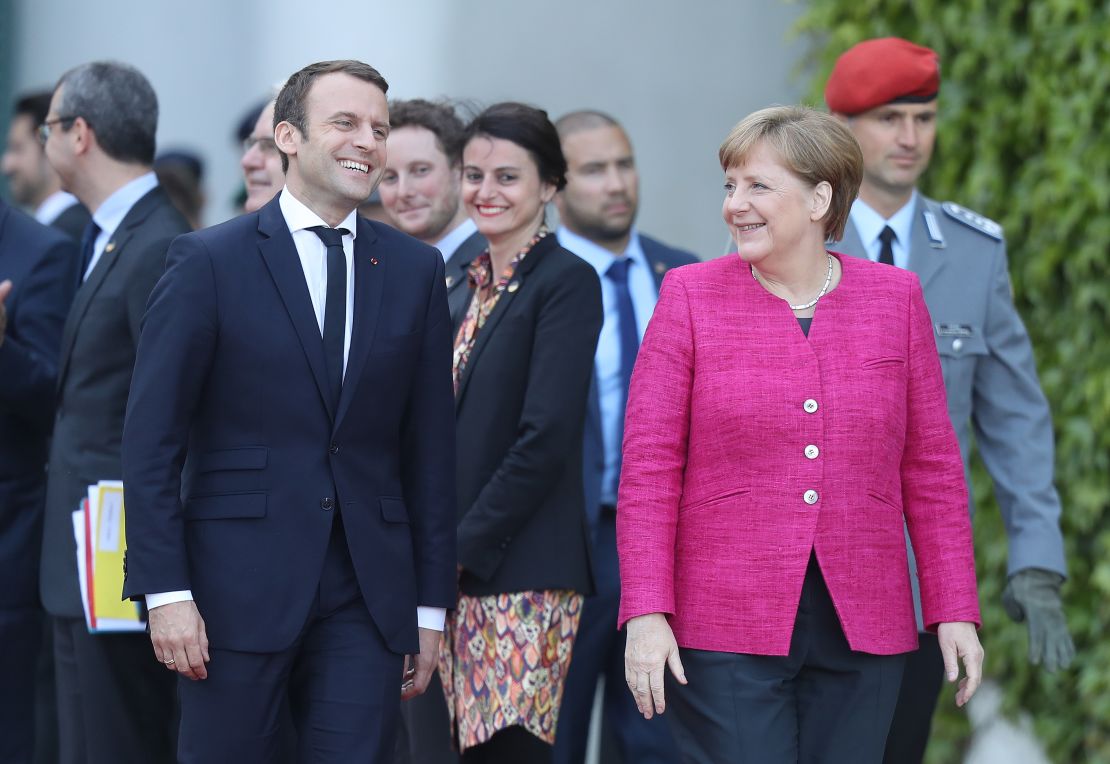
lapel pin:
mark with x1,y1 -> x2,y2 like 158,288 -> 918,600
653,261 -> 666,274
370,257 -> 379,266
507,281 -> 520,293
446,275 -> 455,288
105,242 -> 116,253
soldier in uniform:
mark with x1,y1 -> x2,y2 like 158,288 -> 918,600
826,37 -> 1074,763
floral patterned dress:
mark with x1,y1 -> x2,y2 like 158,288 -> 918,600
440,229 -> 585,751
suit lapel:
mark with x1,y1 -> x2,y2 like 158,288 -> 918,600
454,233 -> 553,408
445,231 -> 485,295
334,219 -> 383,428
908,198 -> 946,290
256,198 -> 334,420
57,189 -> 159,389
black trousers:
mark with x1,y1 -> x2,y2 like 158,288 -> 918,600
177,515 -> 402,764
53,616 -> 178,764
396,668 -> 458,764
554,511 -> 680,764
882,631 -> 945,764
667,555 -> 905,764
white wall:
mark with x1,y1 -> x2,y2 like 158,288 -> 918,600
12,0 -> 806,259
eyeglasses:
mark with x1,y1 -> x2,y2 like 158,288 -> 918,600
242,136 -> 279,155
37,116 -> 78,145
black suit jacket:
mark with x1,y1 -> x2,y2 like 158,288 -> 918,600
454,234 -> 602,597
0,200 -> 79,609
40,186 -> 190,617
121,196 -> 457,654
444,229 -> 487,321
50,202 -> 92,243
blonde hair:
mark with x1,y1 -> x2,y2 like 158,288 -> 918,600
719,105 -> 862,242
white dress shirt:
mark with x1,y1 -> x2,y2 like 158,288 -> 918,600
433,217 -> 478,263
147,187 -> 445,631
83,173 -> 160,282
34,189 -> 81,226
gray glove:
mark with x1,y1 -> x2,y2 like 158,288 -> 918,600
1001,568 -> 1075,672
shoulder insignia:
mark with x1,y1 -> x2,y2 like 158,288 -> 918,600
941,202 -> 1004,240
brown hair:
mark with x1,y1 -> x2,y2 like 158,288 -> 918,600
719,105 -> 862,241
273,60 -> 389,172
388,99 -> 466,166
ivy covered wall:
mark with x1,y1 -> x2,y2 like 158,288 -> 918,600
793,2 -> 1110,761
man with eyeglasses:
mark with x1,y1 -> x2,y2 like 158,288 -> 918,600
2,91 -> 91,241
38,60 -> 190,763
241,98 -> 285,213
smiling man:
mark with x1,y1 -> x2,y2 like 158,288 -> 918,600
379,99 -> 485,321
239,98 -> 284,213
121,60 -> 457,763
828,37 -> 1073,763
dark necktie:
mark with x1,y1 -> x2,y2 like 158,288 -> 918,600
605,257 -> 639,496
878,225 -> 896,266
78,220 -> 101,284
308,226 -> 349,410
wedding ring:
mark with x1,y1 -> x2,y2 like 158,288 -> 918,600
164,658 -> 176,665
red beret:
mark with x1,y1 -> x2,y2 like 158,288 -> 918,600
825,37 -> 940,115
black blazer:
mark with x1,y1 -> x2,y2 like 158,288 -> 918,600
50,201 -> 92,243
444,229 -> 487,321
40,186 -> 190,617
0,200 -> 79,609
454,233 -> 602,597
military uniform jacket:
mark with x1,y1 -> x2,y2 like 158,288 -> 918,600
835,195 -> 1067,583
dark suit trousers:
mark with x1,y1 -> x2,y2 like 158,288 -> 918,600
554,511 -> 680,764
882,631 -> 944,764
666,554 -> 905,764
177,514 -> 402,764
53,616 -> 177,764
396,668 -> 458,764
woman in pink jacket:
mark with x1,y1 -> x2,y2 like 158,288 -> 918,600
616,106 -> 984,763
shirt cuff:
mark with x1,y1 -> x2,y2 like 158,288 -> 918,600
417,606 -> 446,631
145,590 -> 194,610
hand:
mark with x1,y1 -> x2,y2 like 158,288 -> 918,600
402,627 -> 441,700
937,621 -> 984,707
0,279 -> 12,346
624,613 -> 687,719
1002,568 -> 1075,672
148,600 -> 210,681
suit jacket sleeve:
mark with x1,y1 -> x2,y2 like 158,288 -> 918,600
616,270 -> 693,627
901,276 -> 982,631
971,242 -> 1066,577
122,235 -> 218,597
0,235 -> 77,426
399,254 -> 458,608
456,262 -> 602,580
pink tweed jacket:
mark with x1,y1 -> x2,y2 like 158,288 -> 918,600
616,253 -> 980,656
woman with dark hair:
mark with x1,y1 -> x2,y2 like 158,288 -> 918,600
437,102 -> 603,762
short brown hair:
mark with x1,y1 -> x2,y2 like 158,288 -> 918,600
719,105 -> 862,242
274,60 -> 389,172
388,99 -> 466,166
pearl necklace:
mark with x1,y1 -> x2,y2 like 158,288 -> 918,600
751,253 -> 834,311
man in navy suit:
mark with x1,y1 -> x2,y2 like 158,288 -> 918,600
122,60 -> 457,763
0,200 -> 78,764
553,111 -> 696,764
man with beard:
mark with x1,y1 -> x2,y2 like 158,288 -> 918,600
379,99 -> 486,320
2,91 -> 90,240
553,110 -> 696,764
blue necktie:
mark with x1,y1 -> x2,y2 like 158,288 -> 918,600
879,225 -> 896,266
605,257 -> 639,497
78,220 -> 101,284
308,226 -> 349,410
